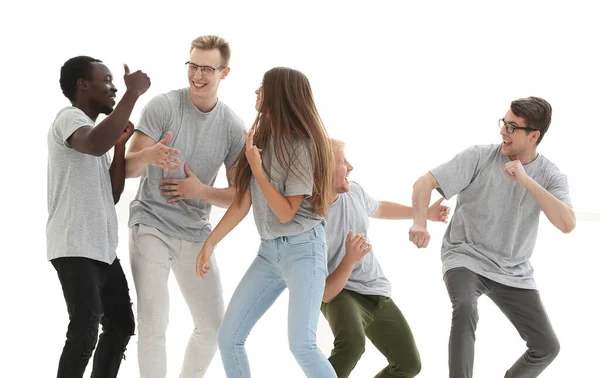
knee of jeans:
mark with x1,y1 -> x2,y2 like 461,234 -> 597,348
74,313 -> 101,359
217,324 -> 236,351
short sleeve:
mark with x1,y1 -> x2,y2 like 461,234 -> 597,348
350,181 -> 378,215
430,145 -> 484,200
284,142 -> 314,197
224,118 -> 246,168
546,170 -> 573,209
55,108 -> 94,148
136,94 -> 172,142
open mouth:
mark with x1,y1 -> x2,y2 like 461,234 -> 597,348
193,81 -> 208,89
502,140 -> 512,147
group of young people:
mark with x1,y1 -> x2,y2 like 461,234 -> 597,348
46,34 -> 575,378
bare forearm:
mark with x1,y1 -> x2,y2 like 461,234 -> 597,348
125,148 -> 150,178
254,171 -> 294,223
412,177 -> 434,226
372,201 -> 412,220
198,185 -> 236,208
109,144 -> 127,204
323,258 -> 355,303
88,91 -> 140,155
206,193 -> 251,246
523,177 -> 576,233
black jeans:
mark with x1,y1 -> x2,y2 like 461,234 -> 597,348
52,257 -> 135,378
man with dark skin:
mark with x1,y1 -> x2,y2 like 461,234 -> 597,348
46,55 -> 150,378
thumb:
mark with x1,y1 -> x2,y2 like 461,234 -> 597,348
124,64 -> 130,76
184,163 -> 195,177
160,131 -> 172,145
346,230 -> 353,244
434,197 -> 444,205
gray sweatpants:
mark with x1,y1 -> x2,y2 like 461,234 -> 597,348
129,224 -> 225,378
444,267 -> 559,378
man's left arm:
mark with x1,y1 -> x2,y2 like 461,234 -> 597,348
109,122 -> 135,204
505,160 -> 576,233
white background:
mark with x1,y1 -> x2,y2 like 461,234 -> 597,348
2,1 -> 599,377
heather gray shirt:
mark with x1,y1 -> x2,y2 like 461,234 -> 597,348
431,144 -> 573,289
46,107 -> 118,264
325,182 -> 392,297
128,88 -> 245,241
250,138 -> 324,239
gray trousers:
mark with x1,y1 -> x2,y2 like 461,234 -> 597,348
444,267 -> 559,378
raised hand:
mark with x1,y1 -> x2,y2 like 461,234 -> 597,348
123,64 -> 151,97
344,231 -> 371,264
116,121 -> 135,146
244,128 -> 262,174
427,197 -> 451,223
145,131 -> 181,172
160,163 -> 203,202
504,160 -> 529,185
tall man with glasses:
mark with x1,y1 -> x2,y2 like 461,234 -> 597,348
409,97 -> 575,378
125,35 -> 245,378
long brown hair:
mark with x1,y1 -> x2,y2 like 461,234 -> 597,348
233,67 -> 333,216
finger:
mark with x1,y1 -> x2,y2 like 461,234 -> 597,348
416,235 -> 424,248
167,196 -> 183,203
165,147 -> 181,155
184,163 -> 196,177
423,235 -> 430,248
346,230 -> 353,244
167,156 -> 182,166
159,184 -> 177,189
160,179 -> 180,184
124,64 -> 130,76
196,256 -> 208,277
163,160 -> 181,170
161,190 -> 179,196
160,131 -> 173,145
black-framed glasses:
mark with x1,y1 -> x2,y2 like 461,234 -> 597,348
185,61 -> 225,76
498,118 -> 537,134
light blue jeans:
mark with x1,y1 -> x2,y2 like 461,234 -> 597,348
217,223 -> 336,377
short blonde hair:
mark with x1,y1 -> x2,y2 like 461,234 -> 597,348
190,35 -> 231,67
330,138 -> 346,154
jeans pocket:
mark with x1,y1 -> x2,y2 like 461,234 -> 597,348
282,232 -> 312,247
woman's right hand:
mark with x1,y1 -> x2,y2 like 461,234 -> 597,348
196,240 -> 215,279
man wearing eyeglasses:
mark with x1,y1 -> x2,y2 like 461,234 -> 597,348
124,35 -> 245,378
409,97 -> 575,378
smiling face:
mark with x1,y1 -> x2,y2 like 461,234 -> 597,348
332,148 -> 353,194
187,47 -> 229,101
500,108 -> 539,159
87,62 -> 117,115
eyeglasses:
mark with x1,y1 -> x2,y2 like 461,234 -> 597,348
498,118 -> 537,134
185,61 -> 225,76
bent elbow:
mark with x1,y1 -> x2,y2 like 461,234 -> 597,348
561,220 -> 576,234
278,214 -> 294,224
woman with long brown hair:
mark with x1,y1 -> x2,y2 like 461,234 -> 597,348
195,67 -> 336,377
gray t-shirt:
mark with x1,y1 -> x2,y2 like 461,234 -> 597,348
325,181 -> 392,297
431,144 -> 573,289
128,88 -> 245,241
250,138 -> 324,239
46,107 -> 118,264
